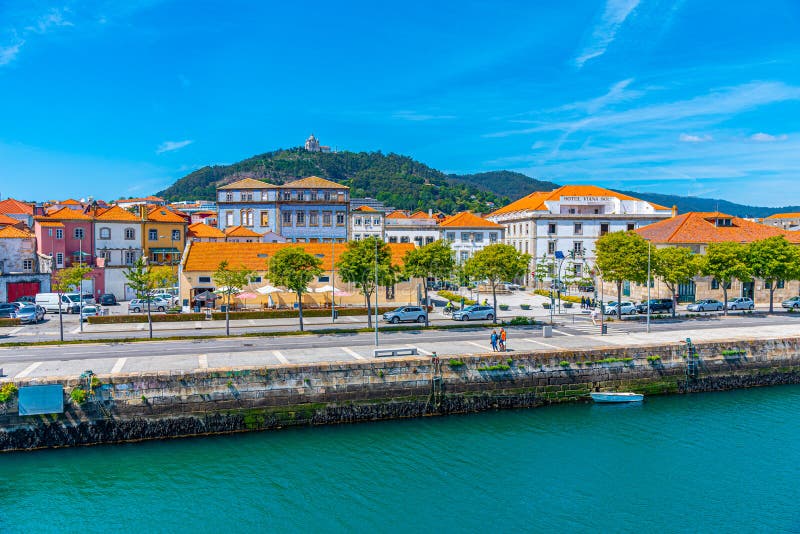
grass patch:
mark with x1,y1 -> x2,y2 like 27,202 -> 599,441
721,349 -> 747,356
559,360 -> 571,367
448,359 -> 466,368
477,364 -> 511,371
0,383 -> 18,403
70,388 -> 87,404
438,290 -> 476,306
647,355 -> 662,362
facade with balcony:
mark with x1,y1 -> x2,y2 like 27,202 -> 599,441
350,206 -> 384,241
439,212 -> 504,264
384,210 -> 439,247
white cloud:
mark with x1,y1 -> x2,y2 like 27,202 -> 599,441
679,133 -> 712,143
25,8 -> 74,34
574,0 -> 641,68
156,140 -> 193,154
0,41 -> 24,66
750,132 -> 788,142
393,110 -> 456,121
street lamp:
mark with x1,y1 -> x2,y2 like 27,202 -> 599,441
646,239 -> 652,334
79,235 -> 83,333
374,237 -> 379,346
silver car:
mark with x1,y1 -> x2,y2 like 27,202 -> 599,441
451,305 -> 495,321
687,299 -> 723,312
382,306 -> 428,324
782,296 -> 800,309
725,297 -> 754,310
15,304 -> 45,324
129,298 -> 169,313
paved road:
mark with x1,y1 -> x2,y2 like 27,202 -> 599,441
2,314 -> 799,381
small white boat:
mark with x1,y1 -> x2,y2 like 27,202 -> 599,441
590,392 -> 644,403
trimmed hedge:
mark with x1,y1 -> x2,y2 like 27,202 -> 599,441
437,290 -> 477,306
533,289 -> 583,304
87,307 -> 400,324
0,318 -> 21,327
88,313 -> 206,324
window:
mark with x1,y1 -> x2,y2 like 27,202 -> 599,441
573,263 -> 582,277
446,232 -> 456,241
489,232 -> 498,243
240,209 -> 254,226
323,212 -> 332,226
310,191 -> 318,201
548,223 -> 556,235
336,213 -> 345,226
124,250 -> 137,265
474,233 -> 483,242
225,192 -> 233,201
460,251 -> 469,262
291,190 -> 298,201
318,275 -> 330,283
250,276 -> 262,284
199,276 -> 211,283
425,237 -> 434,244
548,241 -> 556,254
778,280 -> 786,289
48,228 -> 53,237
149,229 -> 158,241
355,217 -> 362,226
623,281 -> 630,296
74,228 -> 85,240
99,227 -> 111,239
243,192 -> 253,201
99,250 -> 111,263
373,217 -> 381,226
414,236 -> 423,246
124,228 -> 136,240
323,191 -> 332,201
56,253 -> 64,267
400,236 -> 410,243
296,211 -> 306,226
309,212 -> 319,226
23,259 -> 33,271
354,235 -> 361,241
627,223 -> 635,231
282,191 -> 291,201
573,241 -> 583,254
172,229 -> 181,241
225,211 -> 234,226
600,223 -> 610,236
461,232 -> 471,241
260,211 -> 269,226
56,228 -> 63,239
388,236 -> 398,243
283,212 -> 293,226
574,223 -> 582,235
711,279 -> 719,290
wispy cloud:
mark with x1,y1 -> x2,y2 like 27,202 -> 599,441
24,8 -> 74,34
0,41 -> 24,66
679,133 -> 712,143
574,0 -> 641,68
0,7 -> 74,67
393,110 -> 456,121
750,132 -> 788,142
156,140 -> 193,154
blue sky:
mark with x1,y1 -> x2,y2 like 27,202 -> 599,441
1,0 -> 799,206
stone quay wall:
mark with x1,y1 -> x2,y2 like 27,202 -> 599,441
2,336 -> 800,451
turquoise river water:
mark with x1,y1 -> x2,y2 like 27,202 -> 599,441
2,385 -> 800,533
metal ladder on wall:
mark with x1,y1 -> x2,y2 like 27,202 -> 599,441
685,338 -> 699,387
426,355 -> 444,412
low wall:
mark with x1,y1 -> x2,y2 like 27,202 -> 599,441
2,337 -> 800,451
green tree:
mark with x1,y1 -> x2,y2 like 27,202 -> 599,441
267,247 -> 322,332
213,261 -> 255,336
701,242 -> 752,316
595,231 -> 649,318
337,237 -> 399,328
52,265 -> 92,341
748,236 -> 800,313
149,265 -> 178,292
464,244 -> 530,324
402,240 -> 456,326
124,258 -> 158,339
653,246 -> 702,317
534,255 -> 554,289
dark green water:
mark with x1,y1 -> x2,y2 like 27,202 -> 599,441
3,386 -> 800,533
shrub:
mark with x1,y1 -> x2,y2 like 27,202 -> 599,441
508,316 -> 535,326
88,307 -> 398,325
721,349 -> 746,356
477,364 -> 511,371
560,360 -> 570,367
438,290 -> 476,306
90,376 -> 101,389
0,383 -> 18,403
499,304 -> 510,311
0,318 -> 21,327
520,304 -> 531,310
70,388 -> 88,404
647,355 -> 662,362
448,359 -> 466,368
533,290 -> 582,304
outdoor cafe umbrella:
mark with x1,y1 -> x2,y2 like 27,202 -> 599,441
236,291 -> 258,309
193,291 -> 218,303
313,284 -> 351,306
256,284 -> 282,295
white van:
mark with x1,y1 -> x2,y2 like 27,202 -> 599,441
35,293 -> 73,313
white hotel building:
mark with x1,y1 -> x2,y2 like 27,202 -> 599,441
487,185 -> 673,284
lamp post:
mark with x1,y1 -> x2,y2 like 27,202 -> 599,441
79,235 -> 83,333
374,237 -> 379,347
646,239 -> 651,334
331,238 -> 336,322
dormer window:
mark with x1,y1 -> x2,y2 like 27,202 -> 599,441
715,218 -> 732,227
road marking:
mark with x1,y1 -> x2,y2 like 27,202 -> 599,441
194,322 -> 203,329
552,328 -> 574,337
111,358 -> 127,373
198,354 -> 208,369
341,347 -> 366,360
16,362 -> 42,378
7,327 -> 22,335
248,320 -> 256,326
70,326 -> 81,334
347,316 -> 360,323
523,338 -> 560,349
137,324 -> 146,331
408,345 -> 432,356
465,341 -> 489,351
272,350 -> 289,364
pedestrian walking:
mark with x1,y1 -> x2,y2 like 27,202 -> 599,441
499,328 -> 507,352
490,330 -> 499,352
591,306 -> 600,326
581,296 -> 586,309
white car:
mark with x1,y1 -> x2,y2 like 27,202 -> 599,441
604,301 -> 637,315
725,297 -> 754,310
129,298 -> 170,313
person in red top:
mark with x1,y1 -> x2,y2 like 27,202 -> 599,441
499,328 -> 507,352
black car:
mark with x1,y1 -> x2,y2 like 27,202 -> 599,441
98,293 -> 118,306
15,295 -> 35,304
0,303 -> 17,318
636,298 -> 674,313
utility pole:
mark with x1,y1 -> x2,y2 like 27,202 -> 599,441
374,238 -> 379,346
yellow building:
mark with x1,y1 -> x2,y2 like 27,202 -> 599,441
179,241 -> 419,309
142,206 -> 188,268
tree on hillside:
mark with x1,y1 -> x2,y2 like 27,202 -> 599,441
701,242 -> 752,316
464,244 -> 530,324
267,248 -> 322,332
748,236 -> 800,313
652,247 -> 702,317
213,261 -> 255,336
594,231 -> 649,318
403,240 -> 456,326
52,265 -> 92,342
337,237 -> 399,328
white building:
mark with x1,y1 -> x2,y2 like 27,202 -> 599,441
93,205 -> 143,299
439,211 -> 504,263
384,210 -> 440,247
487,185 -> 673,284
350,206 -> 384,241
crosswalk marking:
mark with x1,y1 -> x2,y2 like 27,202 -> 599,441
16,362 -> 42,379
523,338 -> 560,349
111,358 -> 127,374
466,341 -> 489,351
341,347 -> 366,360
552,328 -> 574,337
272,350 -> 289,364
198,354 -> 208,369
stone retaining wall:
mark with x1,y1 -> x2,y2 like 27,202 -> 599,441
2,337 -> 800,451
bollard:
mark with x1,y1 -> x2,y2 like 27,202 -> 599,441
601,324 -> 608,335
542,325 -> 553,338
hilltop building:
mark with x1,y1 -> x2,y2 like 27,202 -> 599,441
304,134 -> 331,153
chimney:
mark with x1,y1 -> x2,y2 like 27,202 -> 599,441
428,208 -> 433,217
140,205 -> 148,221
671,205 -> 678,218
34,203 -> 45,216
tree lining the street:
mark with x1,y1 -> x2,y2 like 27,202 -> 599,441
213,261 -> 255,336
402,240 -> 456,326
52,264 -> 92,342
337,237 -> 399,328
594,231 -> 649,318
464,243 -> 530,324
700,241 -> 752,316
267,247 -> 323,332
652,246 -> 702,317
747,236 -> 800,313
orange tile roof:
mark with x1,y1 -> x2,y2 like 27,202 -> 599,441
224,225 -> 263,238
489,191 -> 551,216
0,226 -> 33,238
439,211 -> 503,228
59,198 -> 82,205
282,176 -> 348,189
489,185 -> 670,217
766,212 -> 800,219
637,212 -> 800,244
0,198 -> 33,215
0,213 -> 20,226
36,221 -> 64,227
183,241 -> 415,271
146,206 -> 187,223
410,211 -> 433,220
94,205 -> 141,222
36,207 -> 92,220
188,222 -> 226,239
218,178 -> 277,190
353,205 -> 378,212
385,210 -> 410,219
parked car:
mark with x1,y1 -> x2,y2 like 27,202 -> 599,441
382,306 -> 428,324
781,296 -> 800,309
16,304 -> 45,324
63,293 -> 84,313
80,305 -> 101,322
687,299 -> 724,312
35,293 -> 73,313
14,295 -> 35,304
604,301 -> 637,315
0,303 -> 17,319
636,298 -> 674,314
500,282 -> 522,291
81,293 -> 96,306
452,305 -> 495,321
129,298 -> 169,313
578,284 -> 595,293
98,293 -> 118,306
726,297 -> 754,311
